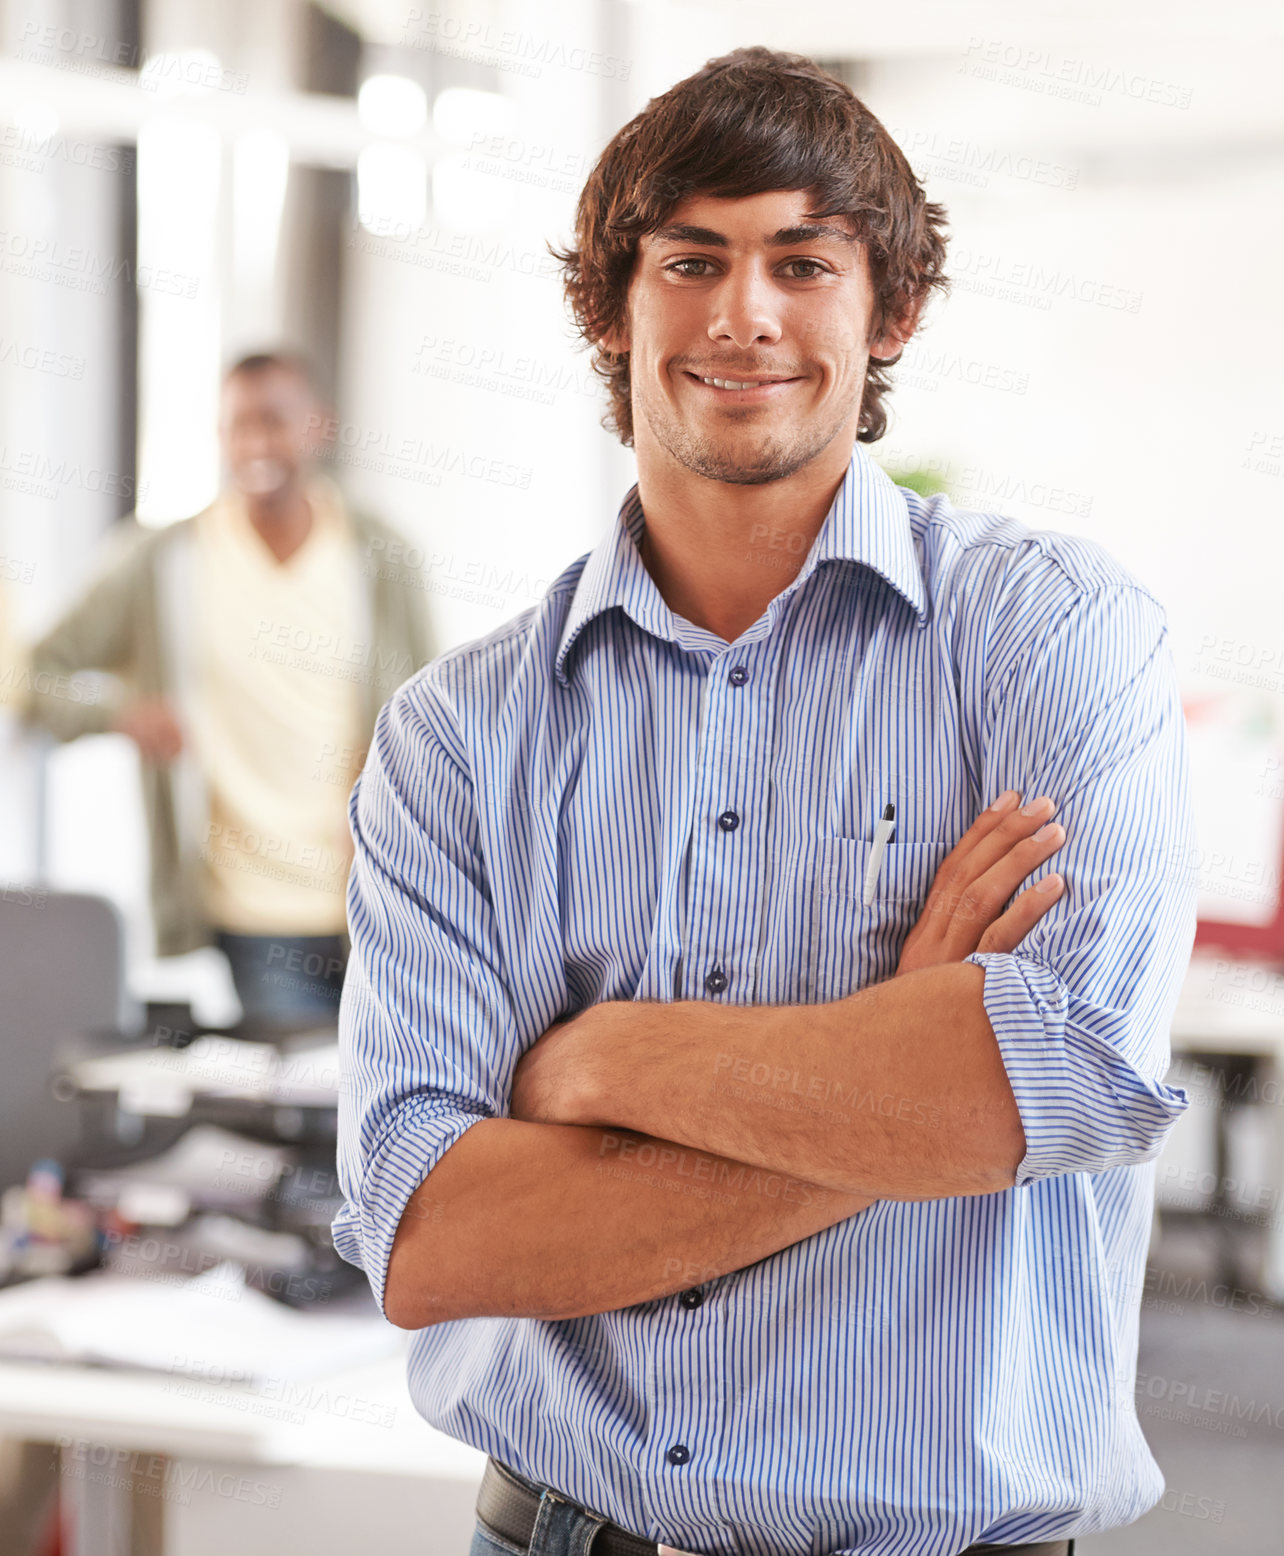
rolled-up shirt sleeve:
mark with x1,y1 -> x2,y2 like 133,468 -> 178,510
331,669 -> 518,1315
962,581 -> 1197,1188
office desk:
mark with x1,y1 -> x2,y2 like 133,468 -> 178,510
0,1343 -> 487,1556
1166,952 -> 1284,1302
2,1034 -> 486,1552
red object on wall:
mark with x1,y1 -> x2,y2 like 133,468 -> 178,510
1184,691 -> 1284,964
35,1498 -> 64,1556
1191,786 -> 1284,963
1194,894 -> 1284,962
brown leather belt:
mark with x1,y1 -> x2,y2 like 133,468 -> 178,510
476,1456 -> 1073,1556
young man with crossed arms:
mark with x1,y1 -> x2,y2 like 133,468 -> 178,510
335,46 -> 1195,1556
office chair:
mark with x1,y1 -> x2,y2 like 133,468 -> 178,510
0,889 -> 142,1193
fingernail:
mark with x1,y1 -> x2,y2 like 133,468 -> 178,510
1021,796 -> 1051,817
1036,874 -> 1063,894
1034,822 -> 1062,842
987,789 -> 1017,811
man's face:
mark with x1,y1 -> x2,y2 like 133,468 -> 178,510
218,366 -> 318,500
604,188 -> 910,487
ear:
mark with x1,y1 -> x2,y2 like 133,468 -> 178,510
868,296 -> 923,364
598,323 -> 630,356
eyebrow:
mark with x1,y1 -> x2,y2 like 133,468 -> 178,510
648,222 -> 858,248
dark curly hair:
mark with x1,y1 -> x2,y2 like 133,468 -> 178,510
549,46 -> 949,446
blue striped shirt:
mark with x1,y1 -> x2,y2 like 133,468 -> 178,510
333,442 -> 1196,1556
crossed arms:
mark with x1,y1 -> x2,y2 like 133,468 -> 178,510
381,807 -> 1057,1331
339,584 -> 1196,1329
503,805 -> 1063,1201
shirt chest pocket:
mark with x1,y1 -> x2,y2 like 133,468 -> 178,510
794,839 -> 952,1002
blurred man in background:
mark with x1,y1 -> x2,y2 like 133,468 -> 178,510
24,351 -> 435,1029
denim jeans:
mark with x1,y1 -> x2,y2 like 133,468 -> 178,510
471,1463 -> 611,1556
472,1522 -> 1075,1556
471,1496 -> 609,1556
470,1465 -> 1078,1556
216,930 -> 348,1031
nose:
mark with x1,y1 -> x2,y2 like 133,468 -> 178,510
706,263 -> 783,350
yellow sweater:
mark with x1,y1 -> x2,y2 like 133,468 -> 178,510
188,476 -> 365,935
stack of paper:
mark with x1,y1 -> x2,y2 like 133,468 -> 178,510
0,1261 -> 398,1384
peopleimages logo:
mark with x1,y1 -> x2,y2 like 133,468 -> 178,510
892,126 -> 1080,190
947,248 -> 1143,312
401,9 -> 631,81
960,38 -> 1194,109
1134,1371 -> 1284,1434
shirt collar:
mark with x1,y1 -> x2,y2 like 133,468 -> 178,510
554,442 -> 927,689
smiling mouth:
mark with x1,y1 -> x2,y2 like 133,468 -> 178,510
685,371 -> 802,396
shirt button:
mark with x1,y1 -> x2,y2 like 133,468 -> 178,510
728,665 -> 748,686
704,967 -> 728,995
666,1444 -> 690,1466
679,1288 -> 704,1309
717,810 -> 740,832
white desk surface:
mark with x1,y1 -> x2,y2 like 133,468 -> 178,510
0,1346 -> 486,1481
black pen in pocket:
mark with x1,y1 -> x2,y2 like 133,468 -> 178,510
861,803 -> 896,907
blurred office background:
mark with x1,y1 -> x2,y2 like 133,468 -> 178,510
0,0 -> 1282,1552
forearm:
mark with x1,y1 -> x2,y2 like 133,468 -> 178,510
568,963 -> 1025,1200
383,1117 -> 874,1329
23,668 -> 120,739
23,635 -> 124,739
22,553 -> 137,738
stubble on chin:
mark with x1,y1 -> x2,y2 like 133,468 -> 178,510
635,376 -> 857,486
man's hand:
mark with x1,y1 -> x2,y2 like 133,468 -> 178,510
510,1010 -> 598,1125
113,697 -> 184,764
512,790 -> 1066,1126
895,790 -> 1065,977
